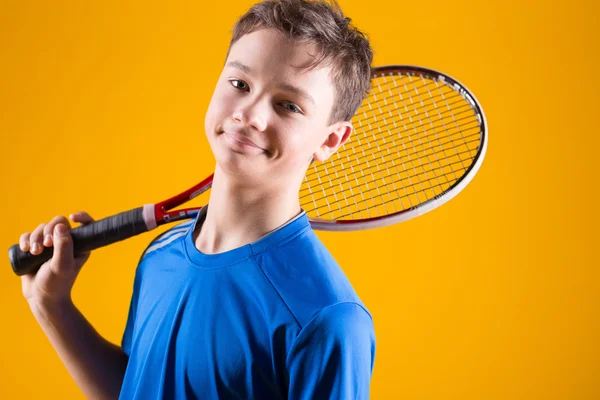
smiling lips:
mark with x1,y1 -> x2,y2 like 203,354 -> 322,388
224,131 -> 266,151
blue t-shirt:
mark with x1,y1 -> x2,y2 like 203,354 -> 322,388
119,206 -> 375,399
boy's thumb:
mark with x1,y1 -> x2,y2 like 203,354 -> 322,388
51,223 -> 74,274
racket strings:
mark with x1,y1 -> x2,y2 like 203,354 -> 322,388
359,79 -> 462,125
372,73 -> 459,113
334,83 -> 476,168
302,128 -> 481,193
310,166 -> 462,220
301,143 -> 478,213
301,142 -> 479,220
305,95 -> 481,186
344,105 -> 475,161
325,176 -> 457,221
300,71 -> 483,221
304,113 -> 480,179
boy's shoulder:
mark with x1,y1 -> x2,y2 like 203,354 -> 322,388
253,227 -> 370,328
139,219 -> 196,259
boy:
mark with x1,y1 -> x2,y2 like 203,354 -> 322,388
19,0 -> 375,398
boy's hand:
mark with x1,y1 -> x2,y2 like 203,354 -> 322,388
19,212 -> 95,307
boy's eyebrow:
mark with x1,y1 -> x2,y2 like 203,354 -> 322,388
226,61 -> 316,106
226,61 -> 252,74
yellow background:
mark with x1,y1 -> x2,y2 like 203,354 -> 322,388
0,0 -> 598,398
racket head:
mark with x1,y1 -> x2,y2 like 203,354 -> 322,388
300,65 -> 487,231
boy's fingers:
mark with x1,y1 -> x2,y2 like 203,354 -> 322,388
19,232 -> 31,252
19,213 -> 92,265
42,216 -> 70,247
51,223 -> 74,274
70,211 -> 95,224
29,223 -> 46,255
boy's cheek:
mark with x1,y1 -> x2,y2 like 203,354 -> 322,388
277,139 -> 314,164
205,96 -> 233,129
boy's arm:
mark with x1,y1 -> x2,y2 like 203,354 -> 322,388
19,213 -> 128,400
30,299 -> 128,400
286,302 -> 376,400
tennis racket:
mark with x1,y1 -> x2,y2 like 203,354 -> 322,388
8,65 -> 487,276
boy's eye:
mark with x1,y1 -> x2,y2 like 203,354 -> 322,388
282,102 -> 302,114
230,79 -> 249,91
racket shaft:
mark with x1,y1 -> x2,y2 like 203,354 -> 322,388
8,207 -> 149,276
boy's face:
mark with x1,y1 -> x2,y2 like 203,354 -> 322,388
204,28 -> 351,186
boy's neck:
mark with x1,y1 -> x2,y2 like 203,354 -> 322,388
192,165 -> 302,255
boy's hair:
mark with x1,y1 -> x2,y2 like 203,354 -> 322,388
228,0 -> 374,124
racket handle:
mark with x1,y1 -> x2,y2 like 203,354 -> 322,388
8,207 -> 150,276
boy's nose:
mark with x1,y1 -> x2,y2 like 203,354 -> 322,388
232,105 -> 267,132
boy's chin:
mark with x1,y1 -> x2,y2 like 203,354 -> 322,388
215,153 -> 269,179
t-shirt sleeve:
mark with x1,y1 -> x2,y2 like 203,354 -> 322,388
286,302 -> 376,400
121,227 -> 178,356
121,264 -> 142,357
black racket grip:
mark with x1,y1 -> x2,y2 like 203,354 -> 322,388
8,207 -> 150,276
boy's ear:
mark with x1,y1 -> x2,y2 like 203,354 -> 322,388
313,121 -> 353,162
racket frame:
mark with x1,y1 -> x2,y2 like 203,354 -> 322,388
146,174 -> 214,228
308,65 -> 488,231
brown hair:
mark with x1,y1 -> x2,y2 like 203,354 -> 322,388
227,0 -> 373,124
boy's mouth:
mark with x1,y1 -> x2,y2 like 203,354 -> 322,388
222,131 -> 267,152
